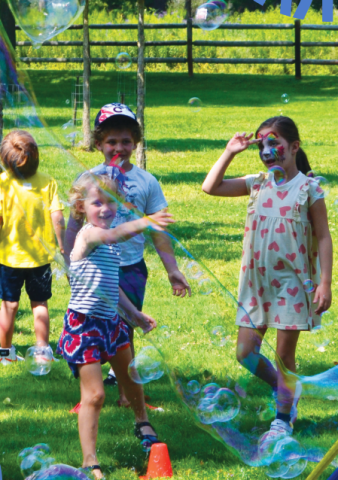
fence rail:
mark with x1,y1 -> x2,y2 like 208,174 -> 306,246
15,21 -> 338,78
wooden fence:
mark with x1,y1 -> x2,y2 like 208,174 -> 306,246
15,21 -> 338,79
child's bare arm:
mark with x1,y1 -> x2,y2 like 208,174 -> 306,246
84,211 -> 175,249
202,133 -> 260,197
118,287 -> 156,333
310,199 -> 332,315
51,210 -> 65,254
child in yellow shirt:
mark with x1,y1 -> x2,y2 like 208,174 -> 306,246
0,130 -> 65,364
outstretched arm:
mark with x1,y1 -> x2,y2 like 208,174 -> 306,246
310,199 -> 332,315
64,214 -> 84,265
150,229 -> 191,298
202,132 -> 260,197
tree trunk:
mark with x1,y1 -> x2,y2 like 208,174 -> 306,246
136,0 -> 146,170
82,0 -> 92,151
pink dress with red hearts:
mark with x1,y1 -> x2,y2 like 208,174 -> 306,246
235,170 -> 321,331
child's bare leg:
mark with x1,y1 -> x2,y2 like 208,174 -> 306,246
237,326 -> 278,390
78,362 -> 105,479
117,327 -> 134,407
31,301 -> 49,345
276,329 -> 300,414
110,348 -> 155,437
0,300 -> 19,348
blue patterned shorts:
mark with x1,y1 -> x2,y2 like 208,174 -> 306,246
57,308 -> 130,378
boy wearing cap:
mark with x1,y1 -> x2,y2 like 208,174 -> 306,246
65,103 -> 190,405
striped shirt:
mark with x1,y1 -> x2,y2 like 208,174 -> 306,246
68,224 -> 120,318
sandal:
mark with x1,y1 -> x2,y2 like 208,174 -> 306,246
134,421 -> 160,451
83,464 -> 105,480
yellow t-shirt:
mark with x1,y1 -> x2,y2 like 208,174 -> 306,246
0,171 -> 64,268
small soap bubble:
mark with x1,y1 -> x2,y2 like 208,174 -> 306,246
210,326 -> 227,347
186,261 -> 203,279
310,326 -> 330,349
306,170 -> 317,178
25,342 -> 52,376
259,404 -> 275,422
128,346 -> 164,384
3,397 -> 12,405
158,325 -> 171,342
198,278 -> 213,295
188,97 -> 202,112
197,387 -> 240,424
194,1 -> 228,31
310,176 -> 330,199
115,52 -> 132,70
269,165 -> 286,186
266,460 -> 290,478
187,380 -> 201,395
65,99 -> 70,105
281,93 -> 289,104
303,279 -> 315,293
18,444 -> 53,478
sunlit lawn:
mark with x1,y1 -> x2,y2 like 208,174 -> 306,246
1,71 -> 338,479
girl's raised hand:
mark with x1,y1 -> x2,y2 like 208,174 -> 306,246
313,282 -> 332,315
226,132 -> 260,155
147,209 -> 175,231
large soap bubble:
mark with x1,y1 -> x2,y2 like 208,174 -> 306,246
3,21 -> 338,479
194,0 -> 229,31
25,343 -> 53,376
8,0 -> 85,46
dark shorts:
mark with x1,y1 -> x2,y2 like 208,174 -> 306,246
119,259 -> 148,313
0,263 -> 52,302
57,308 -> 130,378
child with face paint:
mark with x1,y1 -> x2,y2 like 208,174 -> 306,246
202,116 -> 332,442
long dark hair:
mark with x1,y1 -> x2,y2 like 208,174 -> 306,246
256,116 -> 311,175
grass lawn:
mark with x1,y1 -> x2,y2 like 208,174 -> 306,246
2,71 -> 338,480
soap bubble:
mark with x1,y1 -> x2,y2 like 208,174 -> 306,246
8,0 -> 85,45
65,99 -> 70,105
310,326 -> 330,351
185,260 -> 204,279
26,464 -> 94,480
18,444 -> 53,478
198,278 -> 213,295
188,97 -> 202,112
310,176 -> 330,199
157,325 -> 172,342
306,170 -> 317,178
210,326 -> 228,346
269,165 -> 286,186
281,93 -> 290,104
187,380 -> 201,395
128,346 -> 165,384
194,1 -> 228,31
197,386 -> 240,424
25,343 -> 52,376
115,52 -> 132,70
259,404 -> 275,422
303,279 -> 315,293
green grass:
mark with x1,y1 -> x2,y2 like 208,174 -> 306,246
2,71 -> 338,479
15,6 -> 338,76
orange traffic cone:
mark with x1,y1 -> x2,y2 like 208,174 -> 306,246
140,443 -> 173,479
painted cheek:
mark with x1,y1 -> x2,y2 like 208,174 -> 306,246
271,148 -> 279,161
277,145 -> 285,159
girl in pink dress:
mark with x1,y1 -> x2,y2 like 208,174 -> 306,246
202,116 -> 332,442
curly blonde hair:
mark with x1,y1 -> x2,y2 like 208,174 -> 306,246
69,172 -> 121,221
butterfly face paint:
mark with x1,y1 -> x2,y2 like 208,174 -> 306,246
257,131 -> 285,166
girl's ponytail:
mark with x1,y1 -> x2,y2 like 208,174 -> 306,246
296,147 -> 311,175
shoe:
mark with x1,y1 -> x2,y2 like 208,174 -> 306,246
291,381 -> 302,425
259,419 -> 293,446
134,421 -> 160,451
103,373 -> 117,386
0,346 -> 24,365
82,464 -> 105,480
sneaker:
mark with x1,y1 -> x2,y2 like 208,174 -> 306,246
103,373 -> 117,386
291,381 -> 302,425
0,346 -> 24,365
259,419 -> 293,446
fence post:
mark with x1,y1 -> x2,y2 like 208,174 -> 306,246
82,0 -> 92,150
186,0 -> 193,76
136,0 -> 146,170
295,20 -> 301,80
